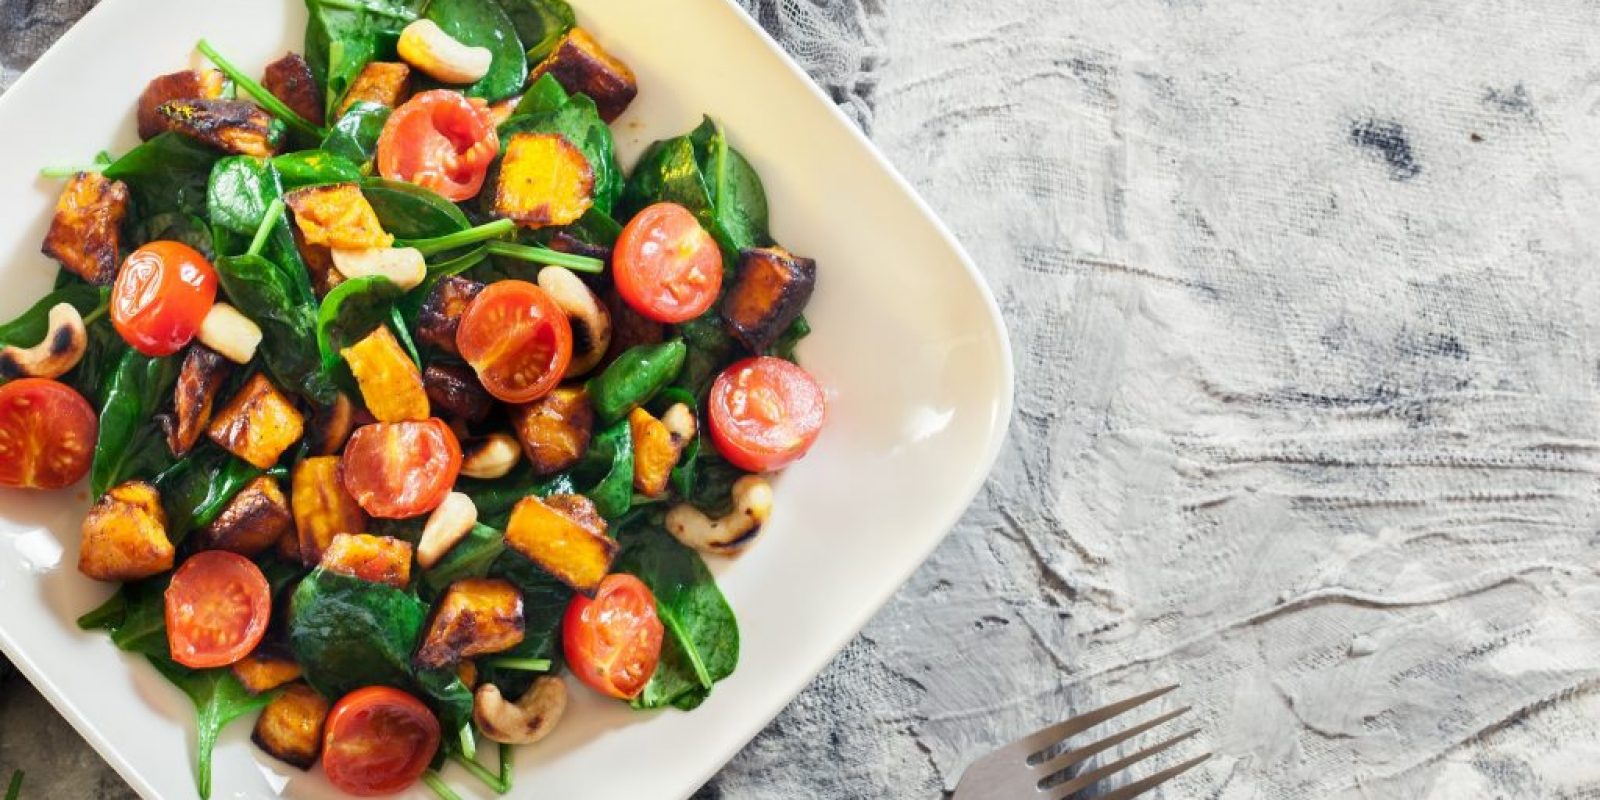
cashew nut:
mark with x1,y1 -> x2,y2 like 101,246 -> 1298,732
665,475 -> 772,555
661,402 -> 696,451
538,266 -> 611,376
419,491 -> 478,569
459,432 -> 522,480
331,247 -> 426,292
196,302 -> 262,364
473,676 -> 566,745
0,303 -> 86,380
398,19 -> 494,85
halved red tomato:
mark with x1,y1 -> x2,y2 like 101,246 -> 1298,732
322,686 -> 440,797
111,241 -> 218,356
613,203 -> 723,323
340,418 -> 461,518
164,550 -> 271,669
0,378 -> 96,490
456,280 -> 572,403
708,356 -> 826,473
376,90 -> 499,202
563,573 -> 663,700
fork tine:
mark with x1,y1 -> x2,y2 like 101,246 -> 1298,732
1034,706 -> 1190,777
1017,685 -> 1180,757
1082,751 -> 1212,800
1043,728 -> 1200,797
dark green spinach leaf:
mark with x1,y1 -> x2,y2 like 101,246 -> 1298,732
104,132 -> 221,218
288,568 -> 426,698
575,418 -> 633,519
215,252 -> 339,404
273,149 -> 363,188
91,349 -> 180,497
493,0 -> 573,61
615,525 -> 739,710
362,178 -> 471,239
321,101 -> 392,165
316,275 -> 404,371
425,0 -> 527,102
147,657 -> 275,800
153,445 -> 262,544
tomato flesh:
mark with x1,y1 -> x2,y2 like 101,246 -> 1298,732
708,357 -> 826,473
0,378 -> 96,490
614,203 -> 724,324
111,241 -> 217,356
563,573 -> 664,700
456,280 -> 572,403
322,686 -> 440,797
340,418 -> 462,518
164,550 -> 271,669
376,90 -> 499,202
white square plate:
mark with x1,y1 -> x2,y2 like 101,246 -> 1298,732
0,1 -> 1013,797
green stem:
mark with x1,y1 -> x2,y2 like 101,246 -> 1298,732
389,306 -> 423,368
402,219 -> 516,257
483,657 -> 552,672
426,246 -> 489,278
247,199 -> 286,259
319,0 -> 419,21
661,609 -> 713,689
458,722 -> 476,762
81,299 -> 110,327
197,40 -> 325,140
498,743 -> 513,790
4,770 -> 20,800
450,753 -> 510,794
39,152 -> 113,178
421,772 -> 465,800
485,241 -> 605,274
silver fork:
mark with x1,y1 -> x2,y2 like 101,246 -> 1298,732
951,685 -> 1210,800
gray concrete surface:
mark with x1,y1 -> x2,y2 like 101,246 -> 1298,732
8,0 -> 1600,798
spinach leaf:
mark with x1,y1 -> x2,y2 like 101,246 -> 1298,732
672,310 -> 738,400
0,283 -> 104,350
216,252 -> 339,404
426,0 -> 528,102
689,117 -> 771,254
481,549 -> 571,695
321,101 -> 392,165
512,72 -> 568,116
766,314 -> 810,363
146,657 -> 275,800
493,0 -> 573,61
289,568 -> 426,698
103,132 -> 220,218
316,275 -> 404,371
685,451 -> 749,517
76,574 -> 172,657
501,78 -> 622,214
272,150 -> 363,188
362,178 -> 471,239
622,137 -> 713,230
421,523 -> 505,596
653,388 -> 701,498
208,156 -> 286,238
305,0 -> 426,120
456,463 -> 573,528
586,340 -> 687,424
576,418 -> 633,519
134,212 -> 216,259
91,349 -> 180,497
615,525 -> 739,710
153,444 -> 262,544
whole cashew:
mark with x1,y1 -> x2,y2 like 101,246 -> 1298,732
398,19 -> 494,85
459,432 -> 522,480
665,475 -> 772,555
538,266 -> 612,376
473,676 -> 567,745
418,492 -> 478,569
331,247 -> 426,292
0,302 -> 87,380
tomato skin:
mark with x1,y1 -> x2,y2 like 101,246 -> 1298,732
340,419 -> 462,518
376,90 -> 499,202
164,550 -> 271,669
111,241 -> 217,356
708,357 -> 826,473
563,574 -> 664,700
0,378 -> 96,490
614,203 -> 724,324
322,686 -> 441,797
456,280 -> 573,403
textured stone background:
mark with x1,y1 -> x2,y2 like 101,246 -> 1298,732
8,0 -> 1600,798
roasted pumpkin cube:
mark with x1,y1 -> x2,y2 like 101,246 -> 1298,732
305,392 -> 360,456
722,246 -> 817,353
231,648 -> 303,695
341,327 -> 429,423
529,28 -> 638,122
291,223 -> 342,297
262,52 -> 325,126
78,481 -> 173,582
199,476 -> 293,557
161,345 -> 233,457
135,69 -> 224,140
414,578 -> 525,670
416,275 -> 484,355
510,387 -> 593,475
252,683 -> 329,770
291,456 -> 369,565
207,375 -> 304,469
504,494 -> 615,594
41,171 -> 129,286
320,533 -> 413,589
493,133 -> 593,228
423,363 -> 493,423
284,183 -> 393,250
629,407 -> 680,498
158,98 -> 285,157
338,62 -> 413,116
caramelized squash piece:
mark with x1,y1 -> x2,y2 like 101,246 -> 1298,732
252,683 -> 329,770
135,69 -> 224,140
262,52 -> 325,126
292,224 -> 342,297
493,133 -> 593,228
504,494 -> 616,594
722,246 -> 816,353
529,28 -> 638,122
510,387 -> 593,475
338,62 -> 413,116
342,326 -> 429,423
158,98 -> 285,157
232,648 -> 303,695
629,407 -> 679,498
416,275 -> 484,356
423,363 -> 493,423
305,392 -> 360,456
414,578 -> 525,670
291,456 -> 369,565
284,183 -> 393,250
41,171 -> 129,286
78,481 -> 173,582
206,374 -> 304,469
320,533 -> 413,589
162,344 -> 233,457
199,476 -> 293,557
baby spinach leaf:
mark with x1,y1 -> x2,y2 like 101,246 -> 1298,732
426,0 -> 528,102
512,72 -> 568,116
104,132 -> 220,218
766,314 -> 810,363
672,310 -> 737,400
321,101 -> 392,165
91,349 -> 180,497
147,656 -> 276,800
586,340 -> 687,424
316,275 -> 404,371
689,117 -> 771,254
76,574 -> 172,657
493,0 -> 573,61
0,283 -> 104,351
456,463 -> 573,528
272,149 -> 363,188
216,252 -> 339,404
289,568 -> 426,698
134,212 -> 216,259
576,418 -> 633,519
615,525 -> 739,710
208,156 -> 286,237
362,178 -> 471,239
622,136 -> 715,227
421,523 -> 505,596
685,451 -> 749,517
305,0 -> 426,119
153,444 -> 262,544
481,549 -> 571,695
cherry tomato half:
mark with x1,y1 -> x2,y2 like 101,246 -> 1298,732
456,280 -> 572,403
164,550 -> 271,669
111,241 -> 218,357
709,356 -> 826,473
322,686 -> 440,797
0,378 -> 96,490
563,574 -> 664,700
340,418 -> 462,518
614,203 -> 724,324
376,90 -> 499,202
